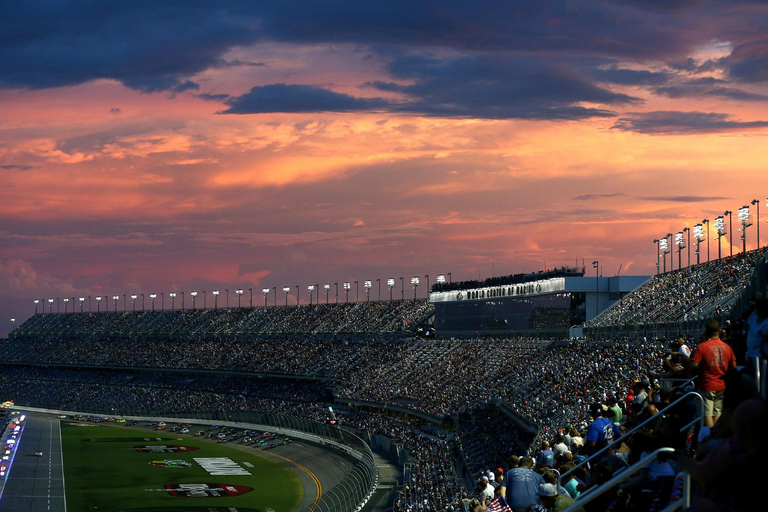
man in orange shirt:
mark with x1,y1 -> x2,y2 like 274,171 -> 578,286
689,320 -> 737,427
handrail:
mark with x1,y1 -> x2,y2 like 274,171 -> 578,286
558,391 -> 703,486
563,448 -> 689,512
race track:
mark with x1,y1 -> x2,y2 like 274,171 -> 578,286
0,413 -> 66,512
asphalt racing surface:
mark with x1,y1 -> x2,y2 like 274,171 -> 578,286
0,413 -> 66,512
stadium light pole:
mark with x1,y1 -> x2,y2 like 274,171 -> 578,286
675,232 -> 684,270
376,278 -> 381,301
343,282 -> 351,303
324,283 -> 331,304
425,274 -> 429,297
400,277 -> 404,301
123,294 -> 126,311
236,288 -> 243,308
10,318 -> 14,331
87,296 -> 92,312
130,294 -> 137,312
724,210 -> 733,258
592,260 -> 599,316
213,289 -> 220,309
683,227 -> 690,267
79,297 -> 84,313
33,299 -> 39,315
191,290 -> 198,311
308,285 -> 315,305
249,288 -> 253,308
95,296 -> 101,313
62,298 -> 68,313
202,290 -> 206,309
437,273 -> 446,288
714,216 -> 725,260
112,295 -> 118,312
334,282 -> 338,303
272,286 -> 276,306
738,205 -> 751,254
666,233 -> 674,271
364,280 -> 372,301
752,199 -> 761,249
388,278 -> 395,301
48,298 -> 53,314
141,293 -> 144,312
652,239 -> 660,274
659,237 -> 669,273
225,289 -> 229,308
448,272 -> 452,284
262,288 -> 269,307
702,218 -> 710,262
354,280 -> 359,302
169,292 -> 176,311
180,291 -> 185,311
150,293 -> 157,311
693,224 -> 704,265
295,285 -> 299,306
411,276 -> 420,299
283,286 -> 290,306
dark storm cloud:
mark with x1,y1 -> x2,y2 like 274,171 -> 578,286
221,84 -> 389,114
654,83 -> 768,102
589,67 -> 671,86
0,1 -> 716,93
2,1 -> 767,118
222,54 -> 636,119
725,39 -> 768,83
1,164 -> 33,171
611,111 -> 768,135
0,1 -> 259,92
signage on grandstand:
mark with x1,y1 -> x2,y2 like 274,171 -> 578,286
430,277 -> 566,303
146,483 -> 253,497
194,457 -> 252,476
134,445 -> 198,453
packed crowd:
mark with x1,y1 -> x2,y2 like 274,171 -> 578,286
12,299 -> 435,339
0,335 -> 662,430
0,326 -> 765,511
591,247 -> 767,326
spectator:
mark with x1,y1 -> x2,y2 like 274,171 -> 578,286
500,456 -> 544,512
689,320 -> 737,427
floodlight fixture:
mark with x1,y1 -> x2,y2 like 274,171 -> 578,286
436,274 -> 446,284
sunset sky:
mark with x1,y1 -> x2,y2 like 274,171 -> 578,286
2,1 -> 768,334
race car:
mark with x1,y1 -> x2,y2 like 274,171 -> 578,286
34,451 -> 43,457
149,459 -> 191,467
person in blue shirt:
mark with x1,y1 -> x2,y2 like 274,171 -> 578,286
585,402 -> 622,457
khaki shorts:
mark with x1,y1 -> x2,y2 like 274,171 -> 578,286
702,390 -> 725,417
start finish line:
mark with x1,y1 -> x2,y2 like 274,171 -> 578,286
193,457 -> 252,476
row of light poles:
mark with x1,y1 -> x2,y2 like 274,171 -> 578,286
32,273 -> 454,315
653,199 -> 764,274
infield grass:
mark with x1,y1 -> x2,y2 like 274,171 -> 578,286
61,422 -> 302,512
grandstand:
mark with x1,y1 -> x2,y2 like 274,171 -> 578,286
2,251 -> 768,511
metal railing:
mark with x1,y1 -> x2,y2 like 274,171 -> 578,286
564,448 -> 690,512
558,391 -> 703,488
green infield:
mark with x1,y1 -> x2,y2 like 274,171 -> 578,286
61,423 -> 303,512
